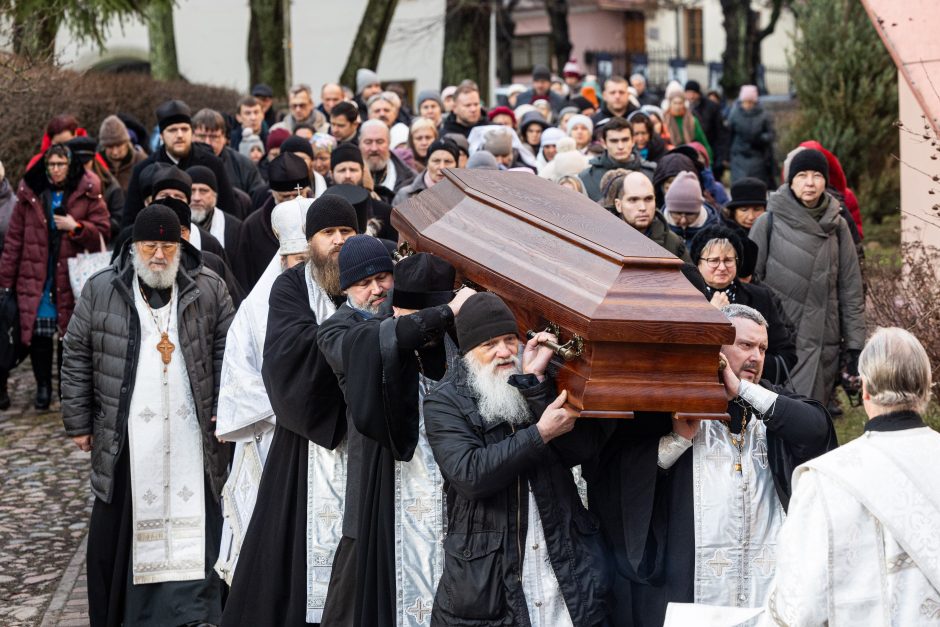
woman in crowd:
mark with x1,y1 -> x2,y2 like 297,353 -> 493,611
406,117 -> 439,174
727,85 -> 776,186
392,139 -> 459,205
628,111 -> 667,163
662,86 -> 712,161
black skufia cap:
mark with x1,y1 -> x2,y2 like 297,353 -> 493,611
391,253 -> 456,310
269,152 -> 311,192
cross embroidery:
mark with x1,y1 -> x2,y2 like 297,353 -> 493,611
142,489 -> 158,505
406,498 -> 433,522
752,547 -> 775,576
706,549 -> 732,577
752,438 -> 769,469
405,597 -> 432,623
317,505 -> 340,524
157,332 -> 175,365
139,407 -> 156,423
177,485 -> 194,502
706,448 -> 731,465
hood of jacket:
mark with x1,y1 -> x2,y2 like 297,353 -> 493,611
769,184 -> 843,237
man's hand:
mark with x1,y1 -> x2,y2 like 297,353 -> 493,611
536,390 -> 578,443
72,435 -> 93,452
522,331 -> 556,380
447,286 -> 476,316
709,291 -> 729,309
719,351 -> 742,400
53,214 -> 79,233
672,415 -> 699,441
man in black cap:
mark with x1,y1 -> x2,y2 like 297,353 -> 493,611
252,83 -> 278,128
62,204 -> 235,627
233,152 -> 312,290
422,292 -> 610,626
188,164 -> 242,251
516,63 -> 567,113
685,80 -> 727,177
318,251 -> 474,627
221,195 -> 358,627
122,99 -> 236,229
281,135 -> 328,197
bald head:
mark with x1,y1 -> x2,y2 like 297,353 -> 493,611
320,83 -> 344,115
616,172 -> 656,230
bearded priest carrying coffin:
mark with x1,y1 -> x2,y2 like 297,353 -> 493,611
586,303 -> 837,627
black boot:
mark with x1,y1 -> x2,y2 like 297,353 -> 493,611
34,380 -> 51,410
30,336 -> 54,410
0,375 -> 9,411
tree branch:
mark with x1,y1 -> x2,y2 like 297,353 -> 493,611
757,0 -> 787,41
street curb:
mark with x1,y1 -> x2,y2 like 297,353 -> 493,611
39,533 -> 87,627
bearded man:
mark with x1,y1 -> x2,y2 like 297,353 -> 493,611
589,304 -> 837,627
423,292 -> 610,627
318,251 -> 474,626
62,205 -> 235,627
221,195 -> 359,626
213,197 -> 312,585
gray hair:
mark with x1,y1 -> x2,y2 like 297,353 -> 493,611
359,119 -> 390,137
629,73 -> 647,86
721,304 -> 768,328
289,83 -> 313,99
367,91 -> 401,109
859,327 -> 932,413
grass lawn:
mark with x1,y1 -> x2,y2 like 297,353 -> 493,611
831,388 -> 940,444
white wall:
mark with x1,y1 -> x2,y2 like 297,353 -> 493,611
899,74 -> 940,249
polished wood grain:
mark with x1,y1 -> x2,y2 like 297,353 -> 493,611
392,168 -> 736,419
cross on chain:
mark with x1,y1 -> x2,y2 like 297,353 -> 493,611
157,332 -> 175,365
706,549 -> 732,577
405,597 -> 432,623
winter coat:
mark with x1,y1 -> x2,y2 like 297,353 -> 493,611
99,144 -> 147,192
579,151 -> 656,202
750,186 -> 866,404
0,178 -> 15,253
391,171 -> 429,206
727,103 -> 775,187
60,240 -> 235,504
664,201 -> 721,243
643,210 -> 691,262
423,365 -> 610,627
515,88 -> 568,114
440,111 -> 488,138
0,162 -> 110,345
219,145 -> 267,201
692,98 -> 727,166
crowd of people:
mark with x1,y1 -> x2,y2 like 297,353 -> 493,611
0,59 -> 935,627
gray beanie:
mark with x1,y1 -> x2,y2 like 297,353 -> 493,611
467,151 -> 499,170
99,115 -> 130,147
239,128 -> 264,158
482,129 -> 513,157
356,68 -> 380,95
416,89 -> 443,109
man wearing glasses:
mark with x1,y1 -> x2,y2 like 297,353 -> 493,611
62,204 -> 235,627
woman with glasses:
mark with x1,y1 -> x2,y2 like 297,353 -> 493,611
688,225 -> 797,387
0,144 -> 110,409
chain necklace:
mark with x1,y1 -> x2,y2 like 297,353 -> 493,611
727,398 -> 750,473
138,281 -> 175,369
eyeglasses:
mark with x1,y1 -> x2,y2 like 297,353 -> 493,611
138,242 -> 179,255
702,257 -> 738,269
47,162 -> 69,169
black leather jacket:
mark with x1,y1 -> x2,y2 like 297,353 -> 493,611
423,364 -> 610,626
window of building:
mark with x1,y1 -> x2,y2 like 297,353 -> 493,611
512,34 -> 552,74
685,8 -> 704,63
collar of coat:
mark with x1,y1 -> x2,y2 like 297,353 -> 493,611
769,183 -> 843,236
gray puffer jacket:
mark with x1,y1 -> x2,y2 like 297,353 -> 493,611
750,186 -> 865,404
61,240 -> 235,504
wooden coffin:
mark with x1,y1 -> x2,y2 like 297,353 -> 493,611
392,169 -> 736,419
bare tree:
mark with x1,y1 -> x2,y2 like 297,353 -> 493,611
544,0 -> 571,74
339,0 -> 400,91
495,0 -> 519,85
719,0 -> 788,98
442,0 -> 490,94
146,0 -> 181,81
247,0 -> 287,97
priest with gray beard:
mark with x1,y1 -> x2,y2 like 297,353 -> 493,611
62,204 -> 235,627
423,292 -> 611,627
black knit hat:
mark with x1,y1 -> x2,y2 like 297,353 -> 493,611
281,135 -> 314,159
456,292 -> 519,355
305,194 -> 359,238
788,148 -> 829,186
684,80 -> 702,94
532,64 -> 551,82
186,165 -> 217,192
159,197 -> 192,229
338,235 -> 394,290
726,177 -> 768,210
391,253 -> 455,310
65,136 -> 98,164
152,166 -> 192,203
269,153 -> 311,192
426,138 -> 460,164
331,143 -> 364,170
324,184 -> 370,233
155,99 -> 192,132
133,204 -> 181,242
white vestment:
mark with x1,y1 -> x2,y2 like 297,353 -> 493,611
761,426 -> 940,626
693,416 -> 783,609
127,281 -> 205,584
207,208 -> 227,248
214,256 -> 281,584
303,265 -> 345,623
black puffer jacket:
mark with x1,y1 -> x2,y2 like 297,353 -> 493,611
61,240 -> 235,504
424,365 -> 610,627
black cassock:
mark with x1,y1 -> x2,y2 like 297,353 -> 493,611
584,384 -> 837,627
220,263 -> 346,627
319,303 -> 453,627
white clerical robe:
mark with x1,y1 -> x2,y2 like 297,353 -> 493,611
761,426 -> 940,626
214,256 -> 281,584
127,281 -> 205,584
207,208 -> 227,248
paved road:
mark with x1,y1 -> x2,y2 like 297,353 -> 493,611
0,363 -> 93,626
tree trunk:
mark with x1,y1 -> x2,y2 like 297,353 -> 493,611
12,12 -> 60,64
495,0 -> 519,86
339,0 -> 400,91
544,0 -> 572,75
248,0 -> 287,97
720,0 -> 786,99
146,0 -> 181,81
442,0 -> 490,95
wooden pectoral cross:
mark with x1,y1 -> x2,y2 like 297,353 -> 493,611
157,332 -> 176,365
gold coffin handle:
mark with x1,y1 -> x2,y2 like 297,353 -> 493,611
525,329 -> 584,361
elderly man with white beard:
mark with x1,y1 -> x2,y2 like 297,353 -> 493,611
213,197 -> 313,586
62,204 -> 235,626
423,292 -> 611,627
